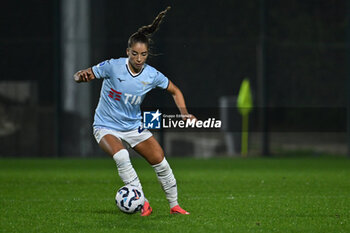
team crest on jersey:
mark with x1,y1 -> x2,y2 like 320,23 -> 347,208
141,81 -> 150,86
141,81 -> 150,87
140,81 -> 150,90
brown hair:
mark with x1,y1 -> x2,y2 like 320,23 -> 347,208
127,6 -> 171,49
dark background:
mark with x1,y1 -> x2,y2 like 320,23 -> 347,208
0,0 -> 347,157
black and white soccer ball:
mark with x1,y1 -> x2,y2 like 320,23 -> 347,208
115,185 -> 145,214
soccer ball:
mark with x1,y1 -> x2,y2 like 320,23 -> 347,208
115,185 -> 145,214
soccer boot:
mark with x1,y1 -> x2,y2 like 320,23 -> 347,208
170,205 -> 190,215
141,201 -> 152,216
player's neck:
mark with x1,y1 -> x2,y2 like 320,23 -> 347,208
128,62 -> 142,75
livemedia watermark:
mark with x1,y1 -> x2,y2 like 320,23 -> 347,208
143,110 -> 221,130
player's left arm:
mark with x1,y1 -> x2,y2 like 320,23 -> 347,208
73,67 -> 96,83
167,80 -> 196,121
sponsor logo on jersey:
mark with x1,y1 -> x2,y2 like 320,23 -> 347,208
108,88 -> 141,105
108,88 -> 122,101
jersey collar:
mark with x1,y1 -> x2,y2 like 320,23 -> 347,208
126,58 -> 145,78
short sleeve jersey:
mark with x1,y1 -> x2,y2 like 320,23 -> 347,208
92,57 -> 169,131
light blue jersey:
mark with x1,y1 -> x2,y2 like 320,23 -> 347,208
92,57 -> 169,131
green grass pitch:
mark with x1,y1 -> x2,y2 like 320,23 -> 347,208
1,156 -> 349,233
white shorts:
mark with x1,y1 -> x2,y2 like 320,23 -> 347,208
93,127 -> 153,148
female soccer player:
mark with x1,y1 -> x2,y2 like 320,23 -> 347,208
74,7 -> 194,216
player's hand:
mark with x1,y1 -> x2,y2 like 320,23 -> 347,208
74,69 -> 94,83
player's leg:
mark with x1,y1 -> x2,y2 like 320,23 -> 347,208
95,129 -> 152,216
98,134 -> 124,155
134,136 -> 190,215
97,132 -> 143,191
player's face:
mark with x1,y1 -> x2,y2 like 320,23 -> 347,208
127,42 -> 148,73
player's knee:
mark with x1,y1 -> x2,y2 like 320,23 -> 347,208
99,134 -> 124,156
151,152 -> 164,165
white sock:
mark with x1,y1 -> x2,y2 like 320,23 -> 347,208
152,158 -> 178,208
113,149 -> 142,191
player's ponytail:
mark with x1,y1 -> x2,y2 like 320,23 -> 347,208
128,6 -> 171,49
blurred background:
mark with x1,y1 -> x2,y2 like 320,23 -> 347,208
0,0 -> 348,158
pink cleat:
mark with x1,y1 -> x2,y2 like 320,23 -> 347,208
170,205 -> 190,215
141,201 -> 152,216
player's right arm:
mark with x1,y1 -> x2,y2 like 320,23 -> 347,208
73,68 -> 96,83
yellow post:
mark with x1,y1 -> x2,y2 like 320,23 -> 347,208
237,78 -> 253,157
242,114 -> 249,156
